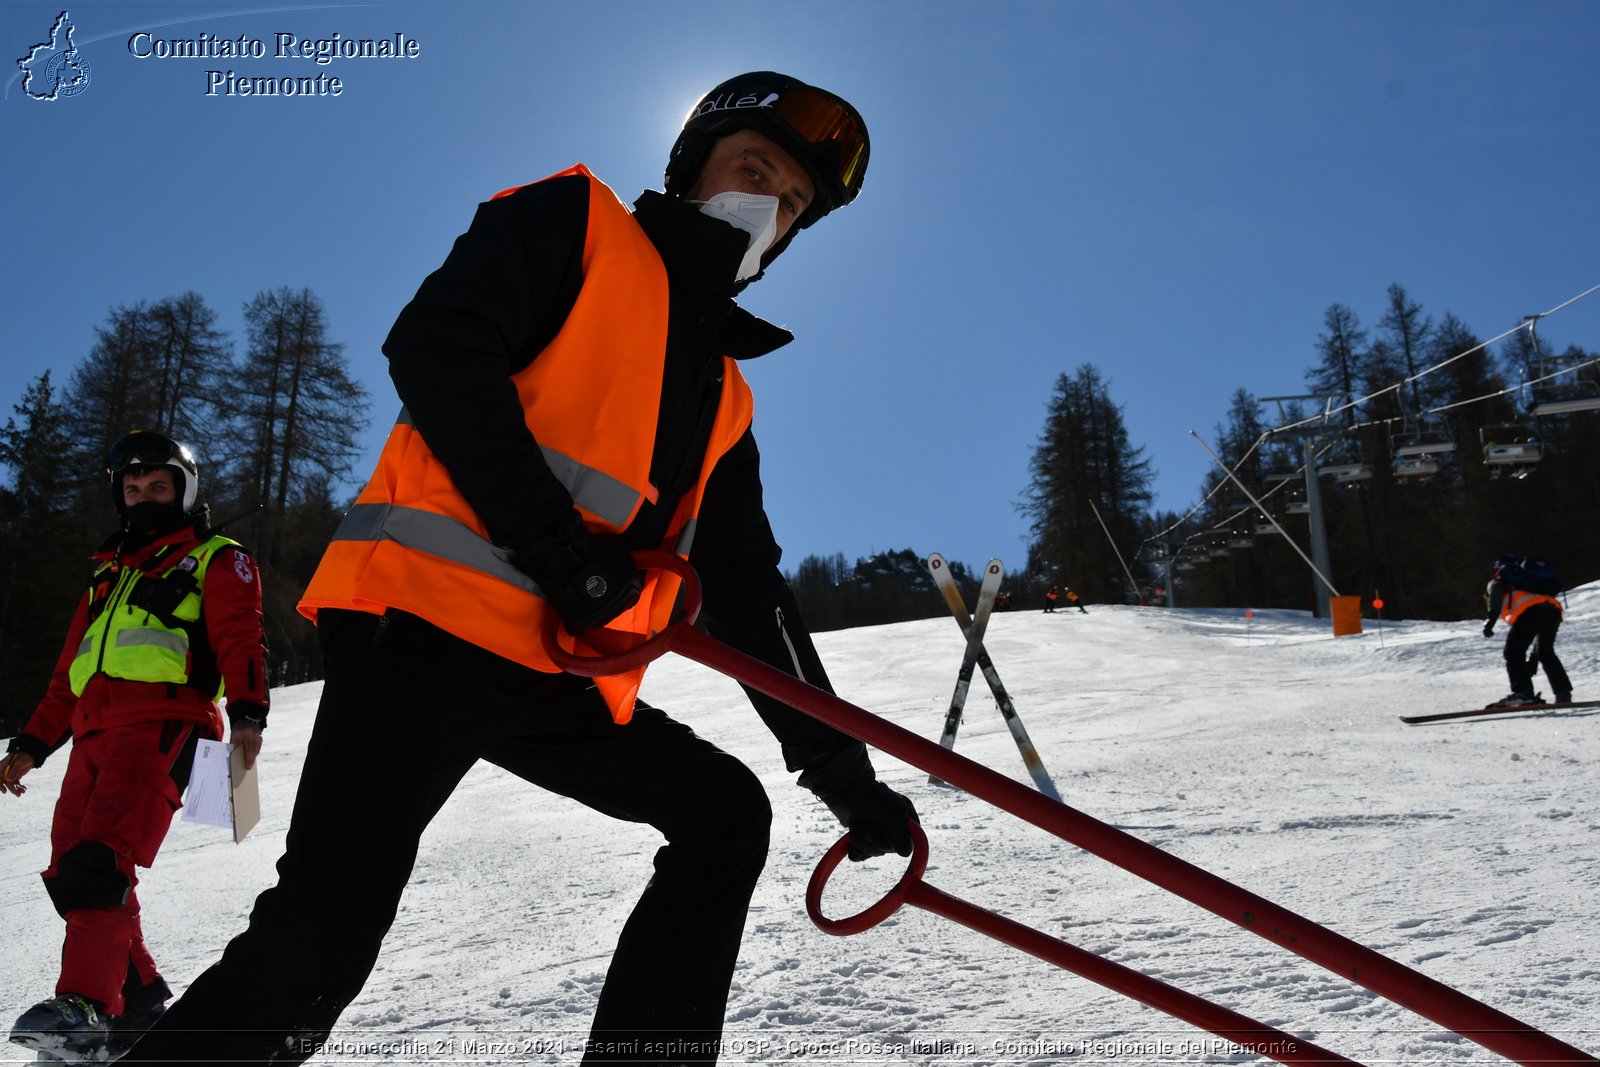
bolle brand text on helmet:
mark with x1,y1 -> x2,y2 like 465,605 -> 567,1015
691,90 -> 780,121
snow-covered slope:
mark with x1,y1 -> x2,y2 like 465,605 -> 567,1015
5,587 -> 1598,1064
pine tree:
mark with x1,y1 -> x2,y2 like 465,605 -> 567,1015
1429,313 -> 1513,488
144,292 -> 231,454
1022,365 -> 1153,603
1306,303 -> 1368,428
1205,388 -> 1270,498
231,287 -> 368,570
59,295 -> 232,534
1377,282 -> 1435,412
0,373 -> 83,735
228,287 -> 369,683
62,303 -> 159,532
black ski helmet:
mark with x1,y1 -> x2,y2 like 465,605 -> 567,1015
107,430 -> 199,515
665,71 -> 869,258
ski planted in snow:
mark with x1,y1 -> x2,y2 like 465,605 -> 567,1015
925,554 -> 1061,801
1399,700 -> 1600,725
927,555 -> 1004,782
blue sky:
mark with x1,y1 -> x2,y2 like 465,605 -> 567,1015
4,0 -> 1598,576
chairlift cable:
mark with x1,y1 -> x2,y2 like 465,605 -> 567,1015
1139,279 -> 1600,555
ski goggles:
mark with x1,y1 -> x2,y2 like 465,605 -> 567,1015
765,85 -> 870,205
106,431 -> 190,473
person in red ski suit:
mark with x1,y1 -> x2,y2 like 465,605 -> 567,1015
3,432 -> 269,1058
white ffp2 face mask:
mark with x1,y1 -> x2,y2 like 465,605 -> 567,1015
696,192 -> 781,281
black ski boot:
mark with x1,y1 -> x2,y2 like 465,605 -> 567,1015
9,994 -> 110,1059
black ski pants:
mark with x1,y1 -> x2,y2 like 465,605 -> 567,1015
1504,603 -> 1572,699
120,608 -> 772,1066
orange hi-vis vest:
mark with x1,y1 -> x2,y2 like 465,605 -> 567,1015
299,165 -> 756,722
1501,588 -> 1561,625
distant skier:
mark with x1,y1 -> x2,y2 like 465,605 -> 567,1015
1044,587 -> 1060,612
1482,555 -> 1572,707
1065,587 -> 1088,614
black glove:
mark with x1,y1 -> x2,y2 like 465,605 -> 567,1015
800,746 -> 918,861
512,511 -> 642,636
1483,621 -> 1495,638
821,776 -> 920,861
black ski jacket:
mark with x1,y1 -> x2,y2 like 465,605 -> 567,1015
382,173 -> 865,782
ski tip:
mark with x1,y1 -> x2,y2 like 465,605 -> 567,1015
926,553 -> 946,570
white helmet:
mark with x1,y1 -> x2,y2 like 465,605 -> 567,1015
106,430 -> 200,515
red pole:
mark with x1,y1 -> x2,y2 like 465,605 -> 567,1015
807,826 -> 1363,1066
553,554 -> 1596,1066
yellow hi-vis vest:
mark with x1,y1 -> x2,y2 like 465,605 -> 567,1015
69,536 -> 238,697
298,165 -> 756,722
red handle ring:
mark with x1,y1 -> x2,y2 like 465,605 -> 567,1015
805,821 -> 929,936
544,550 -> 703,677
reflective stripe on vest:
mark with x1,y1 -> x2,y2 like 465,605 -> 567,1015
394,408 -> 646,530
1502,588 -> 1561,624
331,501 -> 539,593
330,501 -> 701,593
297,165 -> 754,723
68,536 -> 236,696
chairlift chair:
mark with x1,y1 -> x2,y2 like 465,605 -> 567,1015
1315,459 -> 1374,484
1534,395 -> 1600,415
1314,440 -> 1372,484
1326,463 -> 1373,484
1389,417 -> 1454,484
1530,349 -> 1600,415
1393,454 -> 1441,481
1479,423 -> 1542,473
1391,430 -> 1457,458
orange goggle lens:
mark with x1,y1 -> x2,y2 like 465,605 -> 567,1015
767,87 -> 869,203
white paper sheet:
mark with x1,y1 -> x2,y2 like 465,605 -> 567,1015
182,739 -> 236,830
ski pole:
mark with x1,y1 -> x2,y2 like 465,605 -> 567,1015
548,551 -> 1597,1067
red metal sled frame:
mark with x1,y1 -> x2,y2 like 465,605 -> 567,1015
549,552 -> 1595,1067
